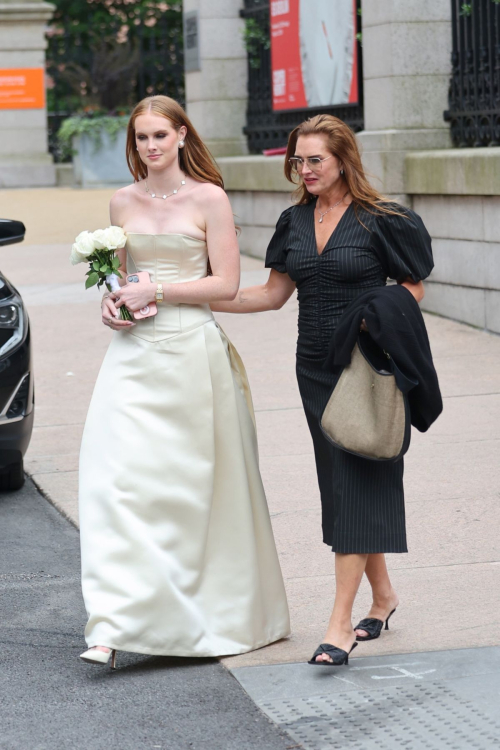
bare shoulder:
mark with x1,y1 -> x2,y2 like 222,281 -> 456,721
110,183 -> 138,224
110,183 -> 137,210
191,181 -> 228,208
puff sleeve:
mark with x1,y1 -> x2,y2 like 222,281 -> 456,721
265,207 -> 293,274
371,207 -> 434,283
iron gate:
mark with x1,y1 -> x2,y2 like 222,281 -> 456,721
444,0 -> 500,146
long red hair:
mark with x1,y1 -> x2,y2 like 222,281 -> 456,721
126,95 -> 223,188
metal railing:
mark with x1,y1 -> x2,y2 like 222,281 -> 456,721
240,0 -> 363,153
444,0 -> 500,147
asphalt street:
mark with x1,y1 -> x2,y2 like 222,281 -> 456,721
0,479 -> 296,750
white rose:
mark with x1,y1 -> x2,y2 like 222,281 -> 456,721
70,230 -> 95,265
74,230 -> 95,256
104,225 -> 127,250
92,228 -> 108,250
70,243 -> 86,265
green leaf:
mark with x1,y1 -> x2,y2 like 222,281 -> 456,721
92,260 -> 100,271
56,115 -> 130,156
242,17 -> 270,69
112,256 -> 121,268
100,264 -> 108,273
85,272 -> 99,289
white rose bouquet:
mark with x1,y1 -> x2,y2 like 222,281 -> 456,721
70,226 -> 133,321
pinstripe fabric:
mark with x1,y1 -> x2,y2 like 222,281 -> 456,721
265,201 -> 434,553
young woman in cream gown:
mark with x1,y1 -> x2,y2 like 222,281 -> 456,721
78,96 -> 290,667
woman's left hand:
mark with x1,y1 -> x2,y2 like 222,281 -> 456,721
114,281 -> 156,313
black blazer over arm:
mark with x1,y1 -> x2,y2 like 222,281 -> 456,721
325,285 -> 443,432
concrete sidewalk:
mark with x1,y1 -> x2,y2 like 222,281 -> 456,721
1,188 -> 499,747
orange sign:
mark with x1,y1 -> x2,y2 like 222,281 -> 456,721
0,68 -> 45,110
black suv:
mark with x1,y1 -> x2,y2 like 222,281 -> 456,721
0,219 -> 34,490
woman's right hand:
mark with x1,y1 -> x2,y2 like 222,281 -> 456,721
101,293 -> 135,329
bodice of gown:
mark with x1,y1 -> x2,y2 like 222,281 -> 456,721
125,233 -> 214,342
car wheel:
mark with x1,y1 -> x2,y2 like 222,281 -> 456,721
0,461 -> 25,491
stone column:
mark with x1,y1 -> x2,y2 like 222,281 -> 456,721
183,0 -> 248,157
0,0 -> 56,187
358,0 -> 452,201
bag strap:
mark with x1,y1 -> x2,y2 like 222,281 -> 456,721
358,334 -> 418,394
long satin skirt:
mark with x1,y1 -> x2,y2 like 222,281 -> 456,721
79,320 -> 290,656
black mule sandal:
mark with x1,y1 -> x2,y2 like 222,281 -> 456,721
354,608 -> 396,642
308,641 -> 358,666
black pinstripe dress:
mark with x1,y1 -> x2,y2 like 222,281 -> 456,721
265,201 -> 434,554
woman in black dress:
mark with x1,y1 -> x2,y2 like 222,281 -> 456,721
212,115 -> 433,665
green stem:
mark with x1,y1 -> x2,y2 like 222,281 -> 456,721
120,306 -> 133,321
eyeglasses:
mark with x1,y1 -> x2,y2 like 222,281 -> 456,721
288,155 -> 334,172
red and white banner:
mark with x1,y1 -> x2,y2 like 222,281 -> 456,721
270,0 -> 358,112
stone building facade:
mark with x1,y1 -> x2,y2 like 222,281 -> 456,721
0,0 -> 55,187
184,0 -> 500,334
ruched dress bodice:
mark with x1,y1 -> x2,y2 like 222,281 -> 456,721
265,202 -> 434,361
126,233 -> 214,341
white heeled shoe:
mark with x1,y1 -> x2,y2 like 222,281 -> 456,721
80,647 -> 117,669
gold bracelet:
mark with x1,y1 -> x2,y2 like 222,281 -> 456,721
155,283 -> 164,302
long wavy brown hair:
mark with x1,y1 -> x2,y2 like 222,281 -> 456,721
284,114 -> 404,218
126,95 -> 223,188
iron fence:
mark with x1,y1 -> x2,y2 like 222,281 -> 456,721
240,0 -> 363,153
46,5 -> 184,162
47,111 -> 72,162
444,0 -> 500,147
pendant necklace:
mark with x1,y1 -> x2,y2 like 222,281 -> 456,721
316,192 -> 349,223
145,175 -> 186,200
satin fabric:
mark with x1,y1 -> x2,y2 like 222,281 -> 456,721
79,234 -> 290,656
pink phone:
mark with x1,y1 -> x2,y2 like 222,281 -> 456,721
126,273 -> 158,320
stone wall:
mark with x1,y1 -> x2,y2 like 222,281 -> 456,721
414,195 -> 500,334
219,155 -> 292,256
229,190 -> 291,258
406,148 -> 500,335
355,0 -> 452,203
183,0 -> 248,157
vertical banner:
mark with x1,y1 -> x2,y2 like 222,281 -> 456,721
270,0 -> 358,111
270,0 -> 307,110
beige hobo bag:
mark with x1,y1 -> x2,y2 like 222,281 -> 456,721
320,338 -> 411,462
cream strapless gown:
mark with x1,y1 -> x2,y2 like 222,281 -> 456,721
79,234 -> 290,657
